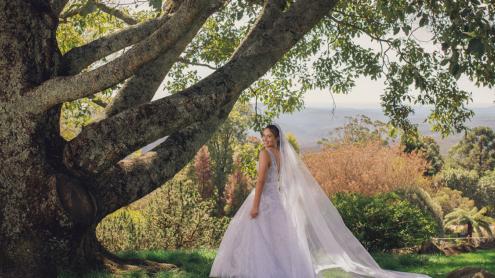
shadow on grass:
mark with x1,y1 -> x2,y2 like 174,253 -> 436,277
59,248 -> 495,278
59,249 -> 215,278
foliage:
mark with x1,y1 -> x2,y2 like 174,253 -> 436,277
96,207 -> 147,252
430,187 -> 475,216
446,126 -> 495,176
224,154 -> 255,217
396,187 -> 445,235
57,9 -> 129,139
157,0 -> 495,135
444,207 -> 495,238
435,168 -> 480,204
402,135 -> 444,176
96,171 -> 229,252
331,192 -> 438,251
62,249 -> 495,277
477,170 -> 495,215
285,132 -> 301,154
236,136 -> 263,180
318,114 -> 398,147
304,140 -> 431,196
194,146 -> 214,199
143,174 -> 229,250
205,101 -> 252,215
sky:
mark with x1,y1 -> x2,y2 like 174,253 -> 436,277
303,75 -> 494,109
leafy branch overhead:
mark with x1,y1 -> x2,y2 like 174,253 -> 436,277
1,0 -> 494,275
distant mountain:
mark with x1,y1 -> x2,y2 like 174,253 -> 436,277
249,106 -> 495,155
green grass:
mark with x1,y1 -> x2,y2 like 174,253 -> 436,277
373,249 -> 495,278
59,249 -> 495,278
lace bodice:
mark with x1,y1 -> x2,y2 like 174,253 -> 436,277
256,148 -> 281,193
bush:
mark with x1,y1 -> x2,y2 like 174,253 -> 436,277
435,168 -> 479,199
477,171 -> 495,215
96,207 -> 147,252
304,140 -> 431,196
96,171 -> 229,252
430,187 -> 475,216
331,192 -> 438,251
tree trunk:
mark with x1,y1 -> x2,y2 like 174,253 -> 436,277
0,0 -> 339,275
467,222 -> 473,238
0,2 -> 100,276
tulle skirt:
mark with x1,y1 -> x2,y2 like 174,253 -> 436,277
209,185 -> 315,278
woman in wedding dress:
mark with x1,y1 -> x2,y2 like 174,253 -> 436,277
209,124 -> 431,278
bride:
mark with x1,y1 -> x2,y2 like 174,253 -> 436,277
209,123 -> 431,278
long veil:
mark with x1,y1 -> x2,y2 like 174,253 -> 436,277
273,123 -> 431,278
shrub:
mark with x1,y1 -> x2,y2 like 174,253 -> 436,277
142,175 -> 229,250
430,187 -> 475,216
224,154 -> 255,216
304,140 -> 431,196
331,192 -> 438,251
96,207 -> 147,252
96,171 -> 229,252
477,171 -> 495,215
435,168 -> 479,198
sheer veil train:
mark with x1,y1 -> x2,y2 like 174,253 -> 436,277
273,123 -> 431,278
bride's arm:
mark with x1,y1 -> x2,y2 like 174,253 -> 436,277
251,148 -> 270,217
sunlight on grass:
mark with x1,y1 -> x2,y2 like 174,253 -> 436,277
58,249 -> 495,278
373,249 -> 495,278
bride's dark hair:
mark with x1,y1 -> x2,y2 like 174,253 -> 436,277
263,124 -> 280,148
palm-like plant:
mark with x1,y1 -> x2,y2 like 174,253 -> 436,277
444,207 -> 495,238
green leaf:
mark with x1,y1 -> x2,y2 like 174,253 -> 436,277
467,38 -> 485,56
393,26 -> 400,35
419,16 -> 428,27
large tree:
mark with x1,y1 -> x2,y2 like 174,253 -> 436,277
0,0 -> 493,276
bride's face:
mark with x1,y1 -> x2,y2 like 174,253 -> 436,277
262,129 -> 278,148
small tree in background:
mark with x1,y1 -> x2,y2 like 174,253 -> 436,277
435,168 -> 480,205
477,171 -> 495,216
224,154 -> 255,216
447,126 -> 495,176
431,187 -> 475,216
194,145 -> 214,199
318,114 -> 398,147
402,135 -> 444,176
207,102 -> 252,216
444,207 -> 495,238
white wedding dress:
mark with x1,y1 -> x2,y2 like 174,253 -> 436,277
210,148 -> 315,277
210,124 -> 431,278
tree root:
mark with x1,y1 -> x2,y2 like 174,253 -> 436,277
97,250 -> 178,275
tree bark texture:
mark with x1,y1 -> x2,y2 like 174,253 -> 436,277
0,0 -> 337,276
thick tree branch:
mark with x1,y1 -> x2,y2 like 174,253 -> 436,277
94,2 -> 138,25
93,100 -> 236,219
63,0 -> 338,176
60,0 -> 138,25
59,0 -> 184,76
105,8 -> 207,117
23,0 -> 224,114
177,57 -> 218,70
60,17 -> 165,75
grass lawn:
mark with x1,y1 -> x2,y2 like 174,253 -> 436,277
59,248 -> 495,278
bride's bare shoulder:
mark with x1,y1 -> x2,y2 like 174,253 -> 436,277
258,148 -> 270,164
